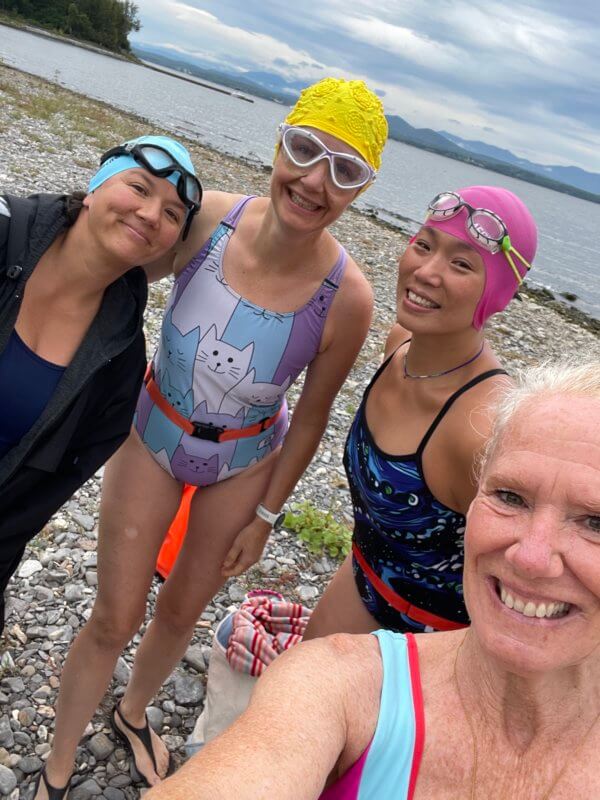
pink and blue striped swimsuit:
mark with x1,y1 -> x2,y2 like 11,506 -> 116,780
134,196 -> 347,485
320,631 -> 425,800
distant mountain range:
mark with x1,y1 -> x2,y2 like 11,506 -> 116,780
132,43 -> 600,204
439,132 -> 600,196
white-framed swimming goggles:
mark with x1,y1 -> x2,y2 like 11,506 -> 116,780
427,191 -> 532,285
277,123 -> 376,190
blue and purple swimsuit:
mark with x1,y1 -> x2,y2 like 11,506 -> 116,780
134,196 -> 346,485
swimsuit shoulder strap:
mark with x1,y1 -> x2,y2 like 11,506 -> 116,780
418,368 -> 508,455
221,195 -> 257,229
362,340 -> 412,402
323,244 -> 348,288
363,631 -> 424,799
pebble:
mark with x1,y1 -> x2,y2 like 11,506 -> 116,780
1,63 -> 597,800
112,658 -> 131,685
0,765 -> 17,796
182,646 -> 206,673
173,676 -> 204,706
16,755 -> 42,775
145,707 -> 164,733
16,560 -> 43,579
87,733 -> 115,761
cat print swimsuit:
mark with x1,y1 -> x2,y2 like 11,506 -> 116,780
134,196 -> 347,485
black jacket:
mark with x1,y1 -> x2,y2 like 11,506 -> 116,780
0,193 -> 148,557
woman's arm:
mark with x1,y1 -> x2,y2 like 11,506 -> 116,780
222,262 -> 373,576
145,634 -> 381,800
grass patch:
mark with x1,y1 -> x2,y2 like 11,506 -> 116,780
284,501 -> 351,560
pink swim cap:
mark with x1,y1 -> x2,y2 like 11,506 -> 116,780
423,186 -> 537,329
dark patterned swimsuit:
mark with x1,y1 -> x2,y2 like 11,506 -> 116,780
346,350 -> 506,632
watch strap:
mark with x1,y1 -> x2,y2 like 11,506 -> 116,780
256,503 -> 283,527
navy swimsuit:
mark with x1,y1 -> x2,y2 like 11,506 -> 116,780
0,331 -> 65,458
345,350 -> 505,632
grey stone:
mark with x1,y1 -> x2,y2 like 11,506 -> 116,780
145,706 -> 163,733
34,586 -> 55,602
173,675 -> 204,706
182,646 -> 206,672
64,584 -> 84,602
228,583 -> 246,603
16,755 -> 41,774
258,559 -> 277,574
17,708 -> 36,727
85,571 -> 98,587
48,625 -> 74,643
72,512 -> 95,531
17,559 -> 43,579
69,778 -> 103,798
103,788 -> 125,800
0,765 -> 17,796
112,657 -> 130,685
107,775 -> 132,788
87,733 -> 114,761
296,584 -> 319,602
0,677 -> 24,694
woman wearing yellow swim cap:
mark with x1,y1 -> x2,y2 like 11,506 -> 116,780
39,77 -> 388,794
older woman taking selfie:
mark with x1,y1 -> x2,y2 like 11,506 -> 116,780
146,357 -> 600,800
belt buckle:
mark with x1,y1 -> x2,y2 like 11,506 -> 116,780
192,422 -> 225,442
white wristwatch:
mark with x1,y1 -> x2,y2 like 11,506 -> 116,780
256,503 -> 286,530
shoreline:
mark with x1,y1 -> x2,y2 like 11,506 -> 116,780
0,58 -> 597,335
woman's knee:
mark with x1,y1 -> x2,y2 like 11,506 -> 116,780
152,593 -> 200,639
86,602 -> 146,651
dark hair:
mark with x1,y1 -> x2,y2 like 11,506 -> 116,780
64,191 -> 86,227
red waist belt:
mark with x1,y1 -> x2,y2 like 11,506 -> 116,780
144,363 -> 283,443
352,542 -> 467,632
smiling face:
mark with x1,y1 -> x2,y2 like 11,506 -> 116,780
463,395 -> 600,674
83,167 -> 187,266
270,126 -> 363,233
396,226 -> 486,334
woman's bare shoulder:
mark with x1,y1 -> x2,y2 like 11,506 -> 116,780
174,191 -> 246,271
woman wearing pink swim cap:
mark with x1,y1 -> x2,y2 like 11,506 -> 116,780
305,184 -> 537,639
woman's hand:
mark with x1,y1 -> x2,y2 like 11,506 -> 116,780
221,517 -> 272,577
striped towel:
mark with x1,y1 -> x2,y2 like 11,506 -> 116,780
226,590 -> 312,677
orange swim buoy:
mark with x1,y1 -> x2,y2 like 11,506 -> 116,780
156,484 -> 197,579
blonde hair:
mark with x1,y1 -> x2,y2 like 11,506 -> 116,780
478,355 -> 600,477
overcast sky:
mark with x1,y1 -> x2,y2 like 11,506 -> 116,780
132,0 -> 599,172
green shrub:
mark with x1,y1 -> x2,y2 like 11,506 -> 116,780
284,501 -> 351,560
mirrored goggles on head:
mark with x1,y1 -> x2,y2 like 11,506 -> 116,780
278,123 -> 375,190
100,143 -> 203,212
426,191 -> 531,285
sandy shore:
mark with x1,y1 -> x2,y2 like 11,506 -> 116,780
0,63 -> 598,799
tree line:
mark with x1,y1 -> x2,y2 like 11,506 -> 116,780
0,0 -> 141,52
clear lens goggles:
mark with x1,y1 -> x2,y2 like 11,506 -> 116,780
278,124 -> 375,190
100,143 -> 203,212
427,191 -> 531,285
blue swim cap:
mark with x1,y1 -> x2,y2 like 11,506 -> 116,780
88,135 -> 196,193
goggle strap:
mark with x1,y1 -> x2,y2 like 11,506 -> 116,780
504,249 -> 524,285
509,246 -> 532,272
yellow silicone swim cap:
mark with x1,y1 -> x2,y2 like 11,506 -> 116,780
284,77 -> 388,172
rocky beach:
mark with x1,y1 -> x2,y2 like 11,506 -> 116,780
0,64 -> 598,799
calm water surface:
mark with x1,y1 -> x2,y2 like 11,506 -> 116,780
1,24 -> 598,319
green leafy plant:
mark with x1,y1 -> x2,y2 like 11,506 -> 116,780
284,501 -> 351,560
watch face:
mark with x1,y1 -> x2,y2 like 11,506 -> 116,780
274,511 -> 286,530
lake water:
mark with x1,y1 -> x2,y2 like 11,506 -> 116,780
1,24 -> 599,319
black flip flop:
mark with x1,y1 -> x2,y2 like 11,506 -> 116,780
31,768 -> 70,800
110,701 -> 171,786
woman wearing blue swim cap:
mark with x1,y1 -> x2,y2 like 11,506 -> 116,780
0,133 -> 200,800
